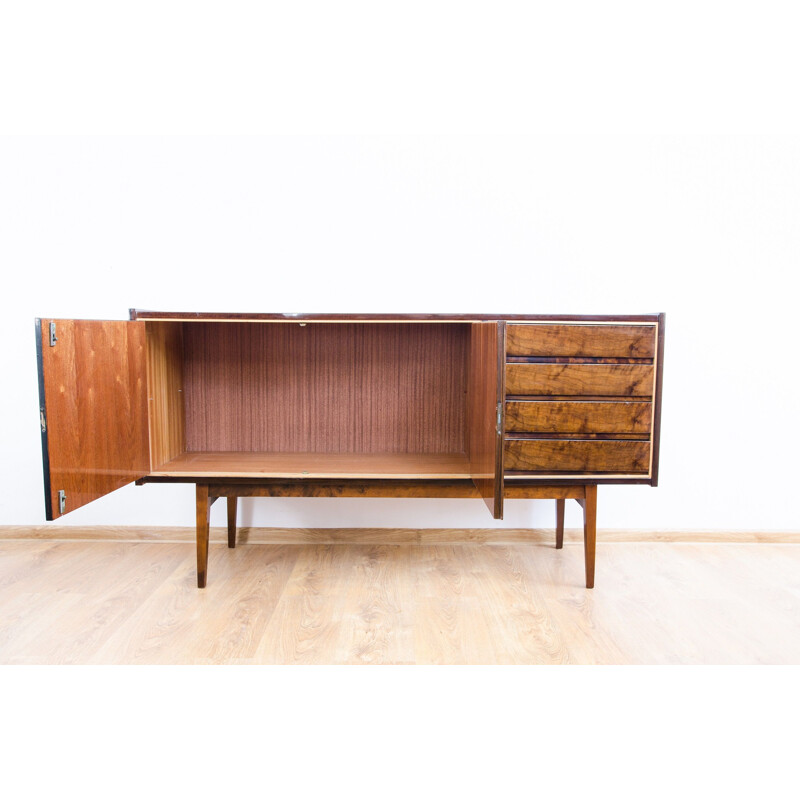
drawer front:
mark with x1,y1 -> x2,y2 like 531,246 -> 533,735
505,400 -> 651,434
505,439 -> 650,474
507,323 -> 656,358
506,363 -> 654,397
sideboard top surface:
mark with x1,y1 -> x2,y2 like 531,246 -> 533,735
131,310 -> 662,323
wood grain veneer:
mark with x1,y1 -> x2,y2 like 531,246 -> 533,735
505,400 -> 652,434
506,324 -> 656,358
182,322 -> 468,454
37,319 -> 150,519
504,439 -> 650,473
145,321 -> 185,470
505,363 -> 654,397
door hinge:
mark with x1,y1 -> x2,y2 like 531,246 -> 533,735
58,490 -> 66,514
49,322 -> 58,347
40,409 -> 46,433
496,401 -> 503,435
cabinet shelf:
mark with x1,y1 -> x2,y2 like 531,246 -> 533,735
150,451 -> 472,480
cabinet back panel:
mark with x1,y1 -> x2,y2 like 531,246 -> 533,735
182,323 -> 468,454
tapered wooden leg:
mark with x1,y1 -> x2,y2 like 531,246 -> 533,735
227,496 -> 238,549
582,485 -> 597,589
196,484 -> 210,588
555,498 -> 565,549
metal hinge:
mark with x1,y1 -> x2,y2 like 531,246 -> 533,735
40,409 -> 46,433
496,401 -> 503,435
49,322 -> 58,347
58,490 -> 66,514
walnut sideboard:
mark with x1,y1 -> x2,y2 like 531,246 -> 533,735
35,311 -> 665,588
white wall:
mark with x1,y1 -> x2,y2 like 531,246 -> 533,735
1,136 -> 798,531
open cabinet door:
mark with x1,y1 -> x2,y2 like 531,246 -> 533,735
36,319 -> 150,520
468,321 -> 505,519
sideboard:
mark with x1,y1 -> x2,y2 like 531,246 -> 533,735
35,311 -> 665,588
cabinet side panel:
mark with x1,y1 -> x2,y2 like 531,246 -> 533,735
40,319 -> 150,518
650,314 -> 665,486
146,321 -> 186,470
468,321 -> 503,518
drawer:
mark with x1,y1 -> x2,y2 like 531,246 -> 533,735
505,400 -> 652,434
505,438 -> 650,474
505,363 -> 654,397
506,323 -> 656,359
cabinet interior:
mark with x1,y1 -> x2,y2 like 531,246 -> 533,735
145,321 -> 479,478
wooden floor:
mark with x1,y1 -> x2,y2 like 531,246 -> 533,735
1,528 -> 799,664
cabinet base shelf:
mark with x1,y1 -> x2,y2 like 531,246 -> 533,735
150,451 -> 473,480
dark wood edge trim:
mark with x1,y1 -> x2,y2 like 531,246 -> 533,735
131,310 -> 663,323
506,395 -> 653,402
505,476 -> 650,485
506,356 -> 654,364
506,397 -> 653,403
494,321 -> 506,519
650,312 -> 665,487
505,433 -> 651,441
34,319 -> 53,521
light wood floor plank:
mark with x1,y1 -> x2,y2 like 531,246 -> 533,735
340,545 -> 415,665
534,544 -> 630,664
2,536 -> 800,664
88,544 -> 299,664
415,544 -> 506,664
463,543 -> 570,664
253,545 -> 358,664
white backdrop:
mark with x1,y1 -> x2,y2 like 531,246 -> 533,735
1,135 -> 798,531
